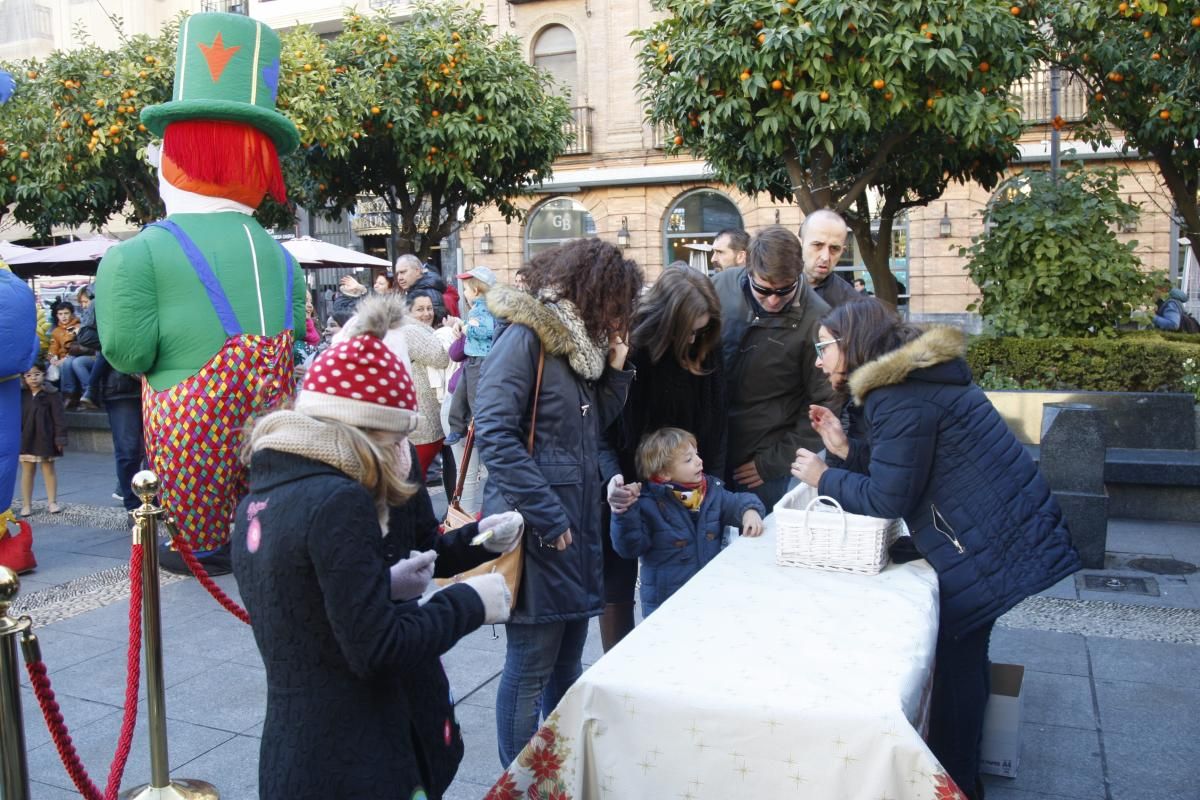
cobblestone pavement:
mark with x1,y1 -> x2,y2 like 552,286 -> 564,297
5,451 -> 1198,799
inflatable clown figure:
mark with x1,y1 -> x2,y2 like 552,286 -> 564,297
96,13 -> 304,573
0,262 -> 40,573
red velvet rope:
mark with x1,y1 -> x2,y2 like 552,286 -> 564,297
24,543 -> 144,800
171,536 -> 251,625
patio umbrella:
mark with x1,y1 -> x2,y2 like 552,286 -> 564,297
5,237 -> 121,279
0,241 -> 35,263
281,236 -> 391,269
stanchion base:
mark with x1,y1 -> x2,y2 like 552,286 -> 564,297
120,778 -> 219,800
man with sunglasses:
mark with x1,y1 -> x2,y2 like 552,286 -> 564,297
712,225 -> 840,508
801,209 -> 859,308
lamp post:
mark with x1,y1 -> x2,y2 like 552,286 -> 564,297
480,224 -> 494,255
617,217 -> 631,248
939,204 -> 952,238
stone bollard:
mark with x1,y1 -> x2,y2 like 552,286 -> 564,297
1040,403 -> 1108,569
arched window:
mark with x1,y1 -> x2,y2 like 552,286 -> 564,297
525,197 -> 596,259
532,25 -> 577,101
662,189 -> 743,271
986,175 -> 1033,232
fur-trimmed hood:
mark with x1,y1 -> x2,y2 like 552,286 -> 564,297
848,326 -> 968,406
486,284 -> 606,380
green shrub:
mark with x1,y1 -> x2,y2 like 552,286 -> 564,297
967,332 -> 1200,393
961,165 -> 1155,338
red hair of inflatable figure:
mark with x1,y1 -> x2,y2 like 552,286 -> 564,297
161,119 -> 287,208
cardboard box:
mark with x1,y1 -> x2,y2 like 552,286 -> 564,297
979,663 -> 1025,778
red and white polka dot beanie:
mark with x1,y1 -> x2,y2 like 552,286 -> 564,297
295,334 -> 419,433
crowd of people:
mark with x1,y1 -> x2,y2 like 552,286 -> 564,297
12,208 -> 1083,800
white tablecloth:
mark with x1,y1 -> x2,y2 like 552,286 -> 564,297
487,518 -> 965,800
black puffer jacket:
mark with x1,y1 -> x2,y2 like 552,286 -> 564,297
232,449 -> 485,799
476,286 -> 633,624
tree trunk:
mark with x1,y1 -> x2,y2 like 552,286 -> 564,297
846,214 -> 898,307
1153,147 -> 1200,280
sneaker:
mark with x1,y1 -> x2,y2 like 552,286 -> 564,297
112,492 -> 124,501
444,432 -> 463,445
78,394 -> 99,410
158,540 -> 232,577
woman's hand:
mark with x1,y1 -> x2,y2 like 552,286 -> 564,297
790,448 -> 828,487
808,404 -> 849,460
741,509 -> 764,537
475,511 -> 524,554
608,332 -> 629,370
554,528 -> 574,551
390,550 -> 438,601
606,474 -> 641,514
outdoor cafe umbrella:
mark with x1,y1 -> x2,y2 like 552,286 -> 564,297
5,237 -> 121,279
281,236 -> 392,270
0,241 -> 35,264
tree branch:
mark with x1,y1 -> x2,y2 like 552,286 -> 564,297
832,128 -> 910,214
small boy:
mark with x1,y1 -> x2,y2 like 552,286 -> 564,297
610,427 -> 765,617
445,266 -> 497,444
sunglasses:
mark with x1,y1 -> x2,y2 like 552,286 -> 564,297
749,277 -> 798,298
814,337 -> 841,359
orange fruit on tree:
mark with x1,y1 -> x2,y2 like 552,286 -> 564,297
476,114 -> 485,123
1010,6 -> 1021,14
26,70 -> 37,79
819,90 -> 830,102
1143,29 -> 1152,38
1151,52 -> 1161,60
872,78 -> 885,90
673,134 -> 684,145
429,145 -> 438,154
740,70 -> 751,81
883,91 -> 894,100
371,106 -> 381,115
378,33 -> 388,43
925,97 -> 935,109
1117,2 -> 1128,12
979,62 -> 990,72
144,55 -> 155,64
753,19 -> 764,29
772,79 -> 784,90
317,85 -> 326,93
20,151 -> 29,159
1159,109 -> 1171,119
1192,15 -> 1200,26
452,32 -> 461,42
780,5 -> 792,14
758,33 -> 766,44
60,120 -> 70,129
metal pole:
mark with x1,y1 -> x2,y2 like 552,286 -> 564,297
1049,65 -> 1061,185
121,471 -> 218,800
0,567 -> 31,800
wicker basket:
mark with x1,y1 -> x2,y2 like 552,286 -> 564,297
773,484 -> 903,575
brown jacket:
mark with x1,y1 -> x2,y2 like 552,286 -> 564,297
49,317 -> 80,359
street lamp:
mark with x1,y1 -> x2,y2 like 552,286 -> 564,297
939,203 -> 952,238
1121,196 -> 1138,233
480,223 -> 494,255
617,217 -> 631,248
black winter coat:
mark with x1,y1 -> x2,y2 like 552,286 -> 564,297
20,386 -> 66,457
818,327 -> 1081,639
610,346 -> 728,480
476,286 -> 633,624
232,449 -> 485,799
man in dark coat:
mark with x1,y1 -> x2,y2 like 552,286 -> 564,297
713,225 -> 838,508
801,209 -> 860,308
101,368 -> 144,514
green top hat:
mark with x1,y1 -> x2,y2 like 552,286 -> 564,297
141,13 -> 299,154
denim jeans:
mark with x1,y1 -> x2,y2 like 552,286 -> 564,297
59,355 -> 96,396
495,619 -> 589,767
105,398 -> 144,511
928,620 -> 995,799
85,353 -> 110,399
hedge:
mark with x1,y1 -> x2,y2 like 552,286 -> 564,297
966,331 -> 1200,393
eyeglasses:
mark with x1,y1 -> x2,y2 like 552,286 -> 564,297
814,337 -> 841,360
749,277 -> 798,298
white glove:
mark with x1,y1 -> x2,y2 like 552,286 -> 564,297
390,550 -> 437,601
475,511 -> 525,554
462,573 -> 512,624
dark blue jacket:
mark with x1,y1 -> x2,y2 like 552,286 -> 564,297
818,327 -> 1081,639
612,477 -> 764,614
476,286 -> 633,624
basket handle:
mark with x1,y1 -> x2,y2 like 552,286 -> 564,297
802,494 -> 849,541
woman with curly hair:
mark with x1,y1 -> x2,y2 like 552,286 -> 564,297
476,237 -> 643,767
599,268 -> 728,650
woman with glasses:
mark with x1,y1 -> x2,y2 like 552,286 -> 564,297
600,268 -> 727,650
790,297 -> 1080,800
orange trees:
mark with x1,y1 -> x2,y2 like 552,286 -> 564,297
636,0 -> 1037,304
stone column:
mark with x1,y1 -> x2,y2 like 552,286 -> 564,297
1040,403 -> 1108,569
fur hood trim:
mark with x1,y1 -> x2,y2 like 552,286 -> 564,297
848,326 -> 967,406
487,285 -> 606,379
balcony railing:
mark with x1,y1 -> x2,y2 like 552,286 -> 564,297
562,106 -> 593,156
1011,67 -> 1089,125
201,0 -> 248,13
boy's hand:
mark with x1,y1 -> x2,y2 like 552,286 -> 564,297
741,509 -> 764,537
607,474 -> 641,514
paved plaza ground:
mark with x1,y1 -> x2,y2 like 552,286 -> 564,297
6,450 -> 1199,799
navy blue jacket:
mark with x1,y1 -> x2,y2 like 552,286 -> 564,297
476,286 -> 633,624
612,477 -> 764,614
818,327 -> 1081,639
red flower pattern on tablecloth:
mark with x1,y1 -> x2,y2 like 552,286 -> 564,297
487,715 -> 574,800
933,770 -> 968,800
485,772 -> 519,800
526,745 -> 564,782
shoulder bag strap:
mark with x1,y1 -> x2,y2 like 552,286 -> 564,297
450,420 -> 475,503
526,348 -> 545,455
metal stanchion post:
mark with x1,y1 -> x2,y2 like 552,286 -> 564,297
120,471 -> 218,800
0,566 -> 31,800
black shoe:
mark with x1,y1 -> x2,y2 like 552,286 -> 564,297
158,541 -> 233,577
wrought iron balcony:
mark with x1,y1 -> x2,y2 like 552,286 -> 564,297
200,0 -> 248,13
1011,67 -> 1089,125
562,106 -> 593,156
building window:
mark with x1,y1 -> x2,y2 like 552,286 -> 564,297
525,197 -> 596,259
663,189 -> 743,272
532,24 -> 577,101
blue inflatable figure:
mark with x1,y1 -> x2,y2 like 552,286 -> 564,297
0,263 -> 39,572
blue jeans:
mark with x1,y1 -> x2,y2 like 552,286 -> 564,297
105,398 -> 144,511
928,621 -> 994,799
59,355 -> 95,396
495,619 -> 589,767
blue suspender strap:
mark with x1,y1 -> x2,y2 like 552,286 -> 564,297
149,220 -> 243,337
281,248 -> 296,331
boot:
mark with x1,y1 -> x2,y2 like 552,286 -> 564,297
598,601 -> 635,652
